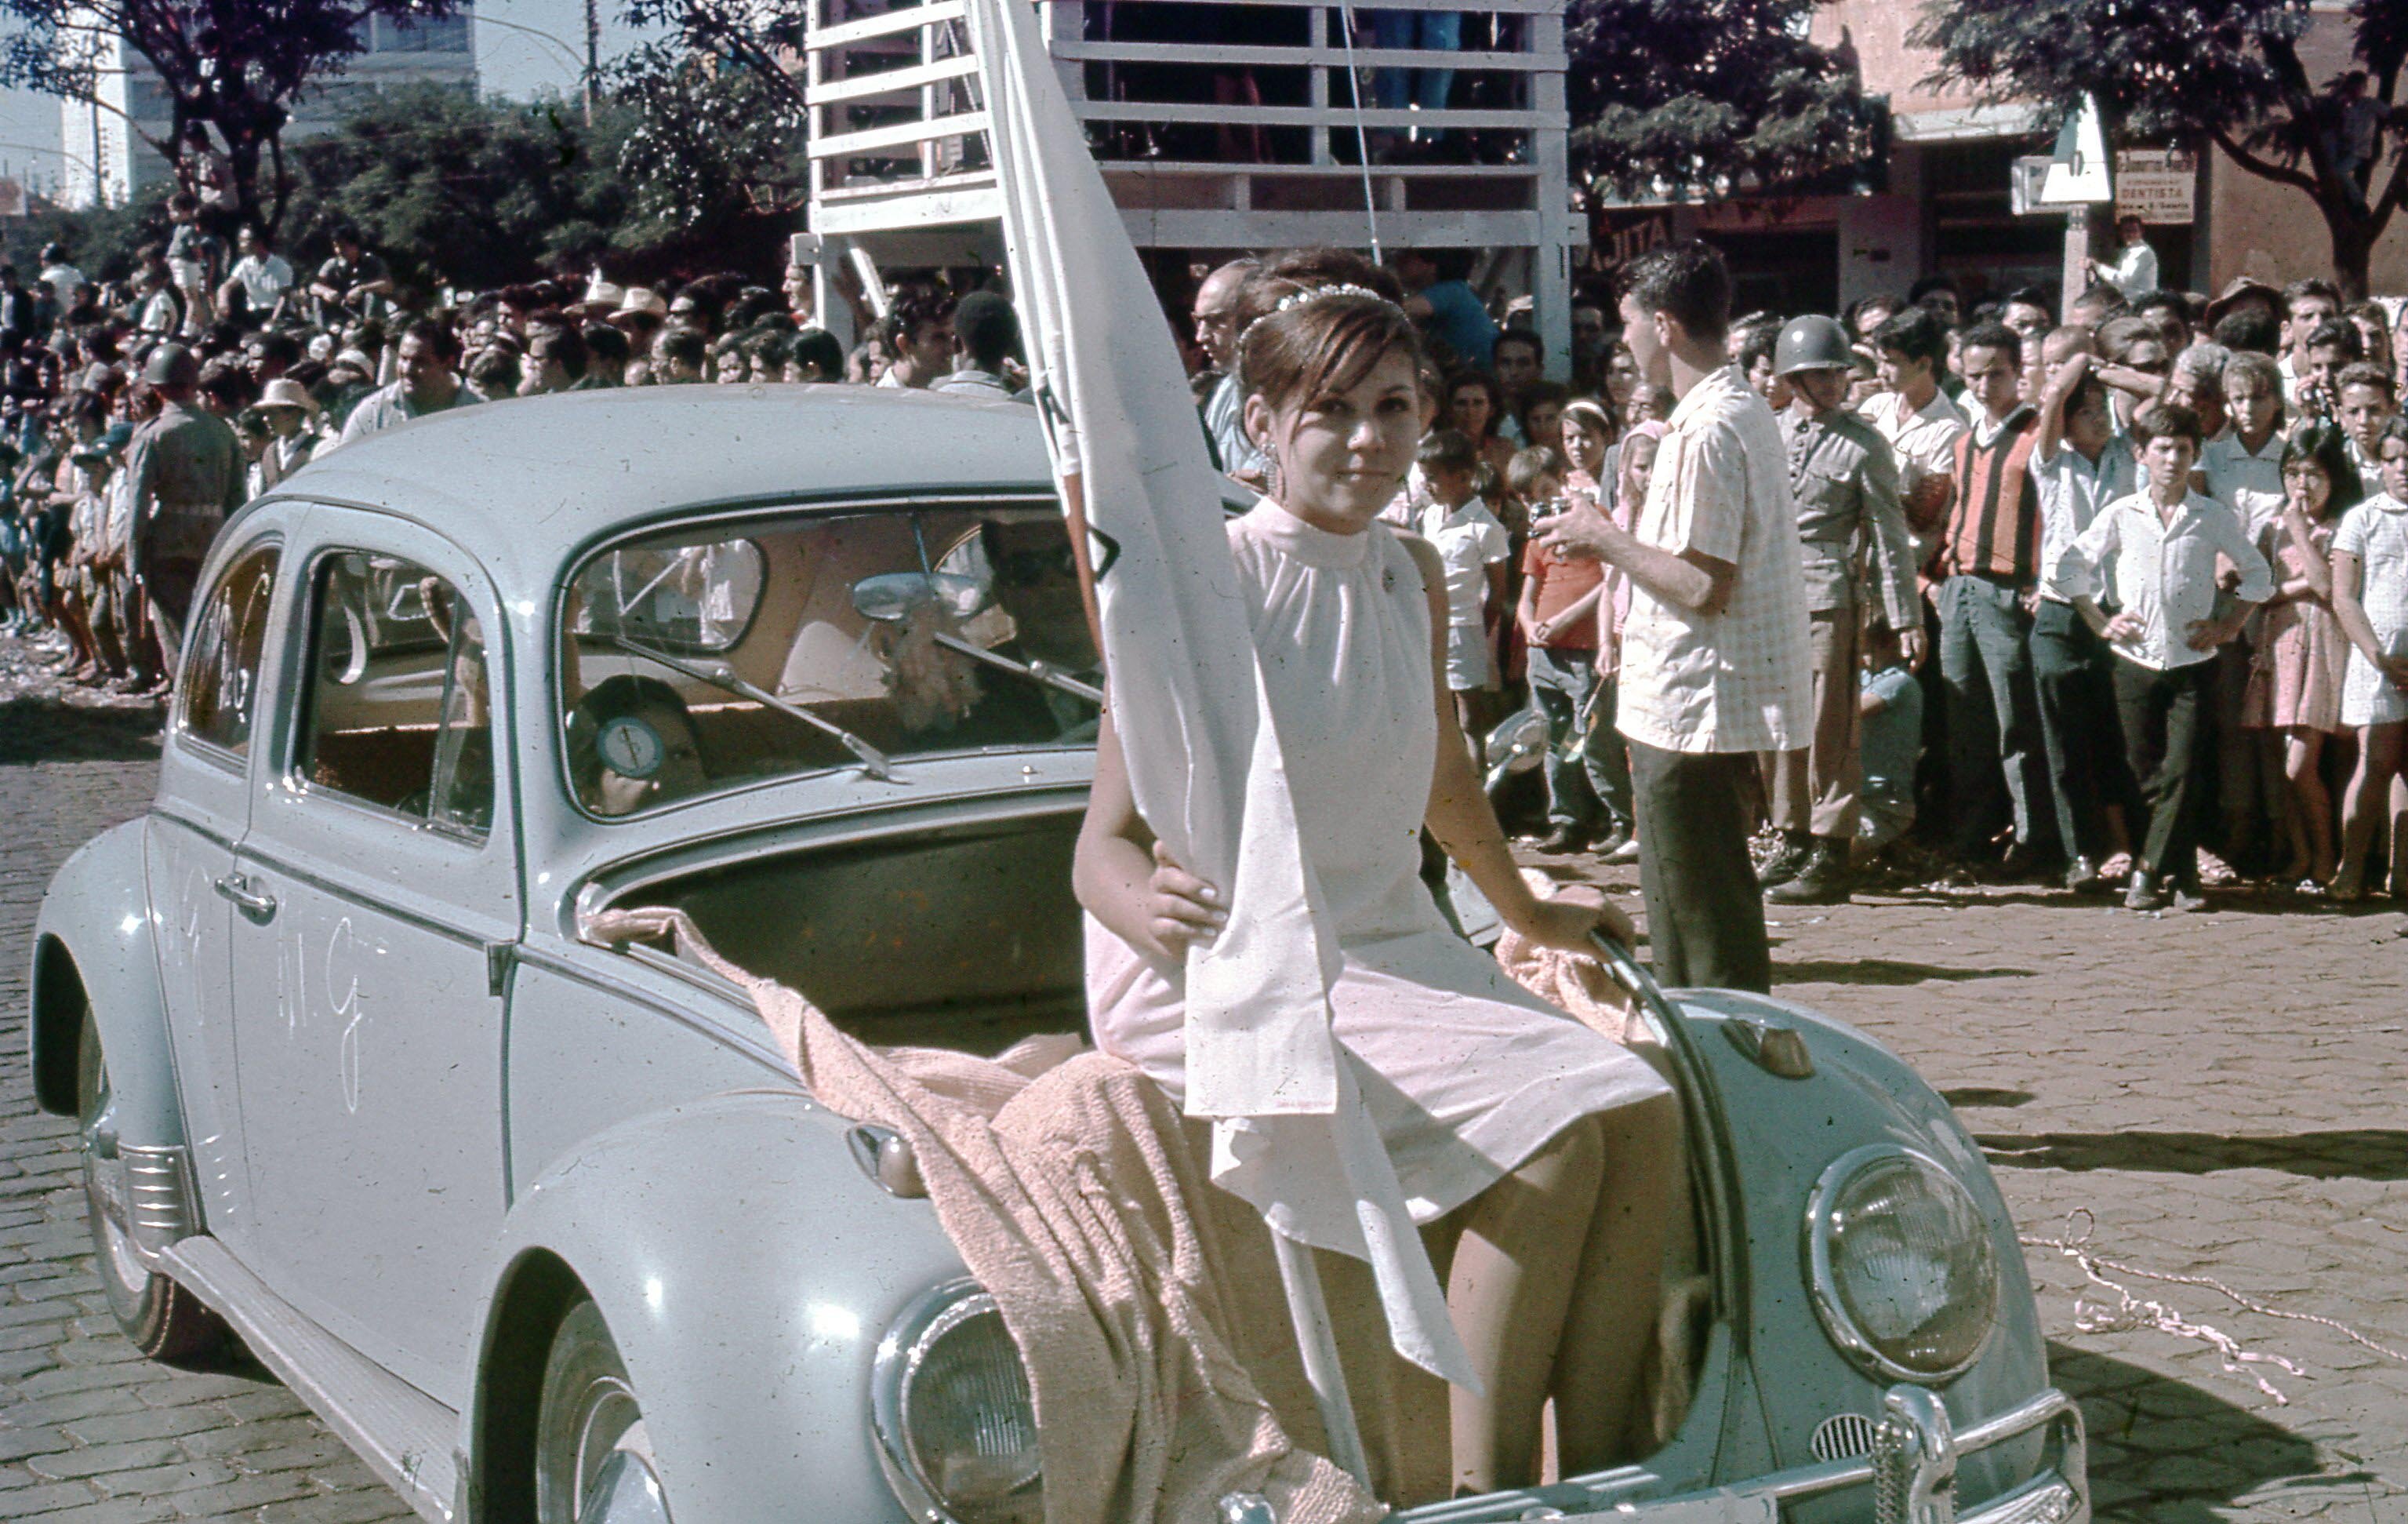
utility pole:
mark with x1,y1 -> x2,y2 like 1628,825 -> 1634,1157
584,0 -> 600,126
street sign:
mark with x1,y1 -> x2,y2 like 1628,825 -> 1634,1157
2039,96 -> 2113,205
2010,156 -> 2054,216
2116,148 -> 2197,224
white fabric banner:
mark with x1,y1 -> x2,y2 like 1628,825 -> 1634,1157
964,0 -> 1473,1388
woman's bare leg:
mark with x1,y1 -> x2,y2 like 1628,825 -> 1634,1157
1447,1115 -> 1605,1495
1549,1093 -> 1682,1474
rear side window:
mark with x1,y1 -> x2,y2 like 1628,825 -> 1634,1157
178,543 -> 281,760
296,551 -> 494,838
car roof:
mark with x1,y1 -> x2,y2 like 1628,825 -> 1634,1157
274,384 -> 1059,591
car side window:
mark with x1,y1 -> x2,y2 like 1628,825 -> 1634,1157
178,543 -> 281,760
296,551 -> 494,838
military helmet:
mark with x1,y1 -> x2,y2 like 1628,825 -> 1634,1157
1774,315 -> 1856,377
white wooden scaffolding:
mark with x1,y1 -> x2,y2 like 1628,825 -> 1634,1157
802,0 -> 1582,375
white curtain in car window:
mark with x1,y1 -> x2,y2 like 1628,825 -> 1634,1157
964,0 -> 1473,1388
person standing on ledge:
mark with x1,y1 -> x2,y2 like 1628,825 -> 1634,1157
1535,240 -> 1811,992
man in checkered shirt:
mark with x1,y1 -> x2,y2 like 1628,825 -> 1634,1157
1537,240 -> 1811,992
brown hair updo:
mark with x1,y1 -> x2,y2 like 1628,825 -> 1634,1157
1235,249 -> 1422,415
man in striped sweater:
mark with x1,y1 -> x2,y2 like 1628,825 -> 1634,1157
1933,321 -> 2055,876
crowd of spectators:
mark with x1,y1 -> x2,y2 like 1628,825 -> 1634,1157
5,207 -> 2403,908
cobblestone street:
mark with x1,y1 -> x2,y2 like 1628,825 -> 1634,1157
0,639 -> 2403,1520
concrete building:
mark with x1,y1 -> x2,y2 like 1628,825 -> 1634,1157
1594,0 -> 2406,316
60,7 -> 478,210
801,0 -> 1584,376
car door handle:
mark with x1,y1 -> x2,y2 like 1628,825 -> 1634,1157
212,874 -> 278,919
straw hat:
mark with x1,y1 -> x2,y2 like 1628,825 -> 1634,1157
579,277 -> 627,315
247,378 -> 321,419
611,286 -> 668,324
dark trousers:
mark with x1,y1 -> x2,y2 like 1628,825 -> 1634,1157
2114,657 -> 2212,886
1628,739 -> 1770,993
1937,574 -> 2051,858
2029,598 -> 2132,861
1526,646 -> 1633,837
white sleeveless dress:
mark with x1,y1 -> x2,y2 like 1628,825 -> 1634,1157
1088,500 -> 1670,1225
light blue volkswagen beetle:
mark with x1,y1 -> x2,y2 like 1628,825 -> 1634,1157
30,387 -> 2085,1524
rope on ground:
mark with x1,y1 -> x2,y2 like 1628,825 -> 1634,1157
2019,1209 -> 2408,1405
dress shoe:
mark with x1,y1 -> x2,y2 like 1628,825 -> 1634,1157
2167,886 -> 2209,913
1605,836 -> 1643,864
1758,831 -> 1813,889
1538,823 -> 1585,853
2063,856 -> 2104,894
1767,838 -> 1853,905
2123,871 -> 2167,911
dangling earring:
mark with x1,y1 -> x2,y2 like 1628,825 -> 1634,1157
1266,454 -> 1283,500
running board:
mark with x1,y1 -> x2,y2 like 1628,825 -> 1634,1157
162,1237 -> 459,1522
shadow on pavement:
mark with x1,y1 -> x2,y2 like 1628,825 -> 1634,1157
2048,1341 -> 2351,1521
1980,1130 -> 2408,1180
0,699 -> 162,765
1775,957 -> 2033,986
1941,1086 -> 2036,1110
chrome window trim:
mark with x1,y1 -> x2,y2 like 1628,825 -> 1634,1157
1801,1143 -> 2000,1387
170,534 -> 285,768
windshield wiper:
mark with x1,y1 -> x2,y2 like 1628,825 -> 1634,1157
928,633 -> 1104,707
601,634 -> 899,783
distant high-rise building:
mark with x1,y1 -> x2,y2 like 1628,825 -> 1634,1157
60,5 -> 478,210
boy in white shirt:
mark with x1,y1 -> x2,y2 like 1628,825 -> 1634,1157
1416,428 -> 1511,751
2058,400 -> 2274,910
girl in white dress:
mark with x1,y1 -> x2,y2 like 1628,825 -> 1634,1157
2332,418 -> 2408,898
1074,251 -> 1682,1494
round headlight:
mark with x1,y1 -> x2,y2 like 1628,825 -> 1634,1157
1804,1146 -> 1999,1384
873,1279 -> 1044,1524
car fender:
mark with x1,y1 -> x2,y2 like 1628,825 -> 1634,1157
30,819 -> 179,1144
1671,990 -> 2047,1514
466,1087 -> 966,1524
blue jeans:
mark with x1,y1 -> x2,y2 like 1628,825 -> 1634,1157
1371,10 -> 1461,114
1938,574 -> 2051,858
1524,645 -> 1633,837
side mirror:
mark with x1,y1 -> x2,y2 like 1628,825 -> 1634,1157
852,571 -> 990,624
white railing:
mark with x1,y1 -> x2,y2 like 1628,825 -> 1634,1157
804,0 -> 1569,235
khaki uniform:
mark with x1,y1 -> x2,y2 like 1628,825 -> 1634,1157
1763,406 -> 1920,841
126,401 -> 246,655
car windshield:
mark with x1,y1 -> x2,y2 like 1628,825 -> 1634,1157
558,498 -> 1102,817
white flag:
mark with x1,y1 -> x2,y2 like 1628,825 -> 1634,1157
964,0 -> 1473,1388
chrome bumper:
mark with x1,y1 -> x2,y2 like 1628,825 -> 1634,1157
1370,1384 -> 2085,1524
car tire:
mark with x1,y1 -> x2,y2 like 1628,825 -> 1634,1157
535,1297 -> 670,1524
76,1014 -> 225,1362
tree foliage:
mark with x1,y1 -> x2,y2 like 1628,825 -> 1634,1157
1566,0 -> 1884,202
608,0 -> 810,227
280,84 -> 642,292
0,0 -> 467,231
1913,0 -> 2408,296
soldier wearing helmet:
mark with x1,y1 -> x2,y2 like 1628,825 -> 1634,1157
1759,314 -> 1923,906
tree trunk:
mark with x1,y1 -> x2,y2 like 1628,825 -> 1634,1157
227,136 -> 264,234
2322,190 -> 2377,301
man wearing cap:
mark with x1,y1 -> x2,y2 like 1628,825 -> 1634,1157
1759,315 -> 1923,905
124,343 -> 246,682
336,318 -> 483,446
245,380 -> 323,495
